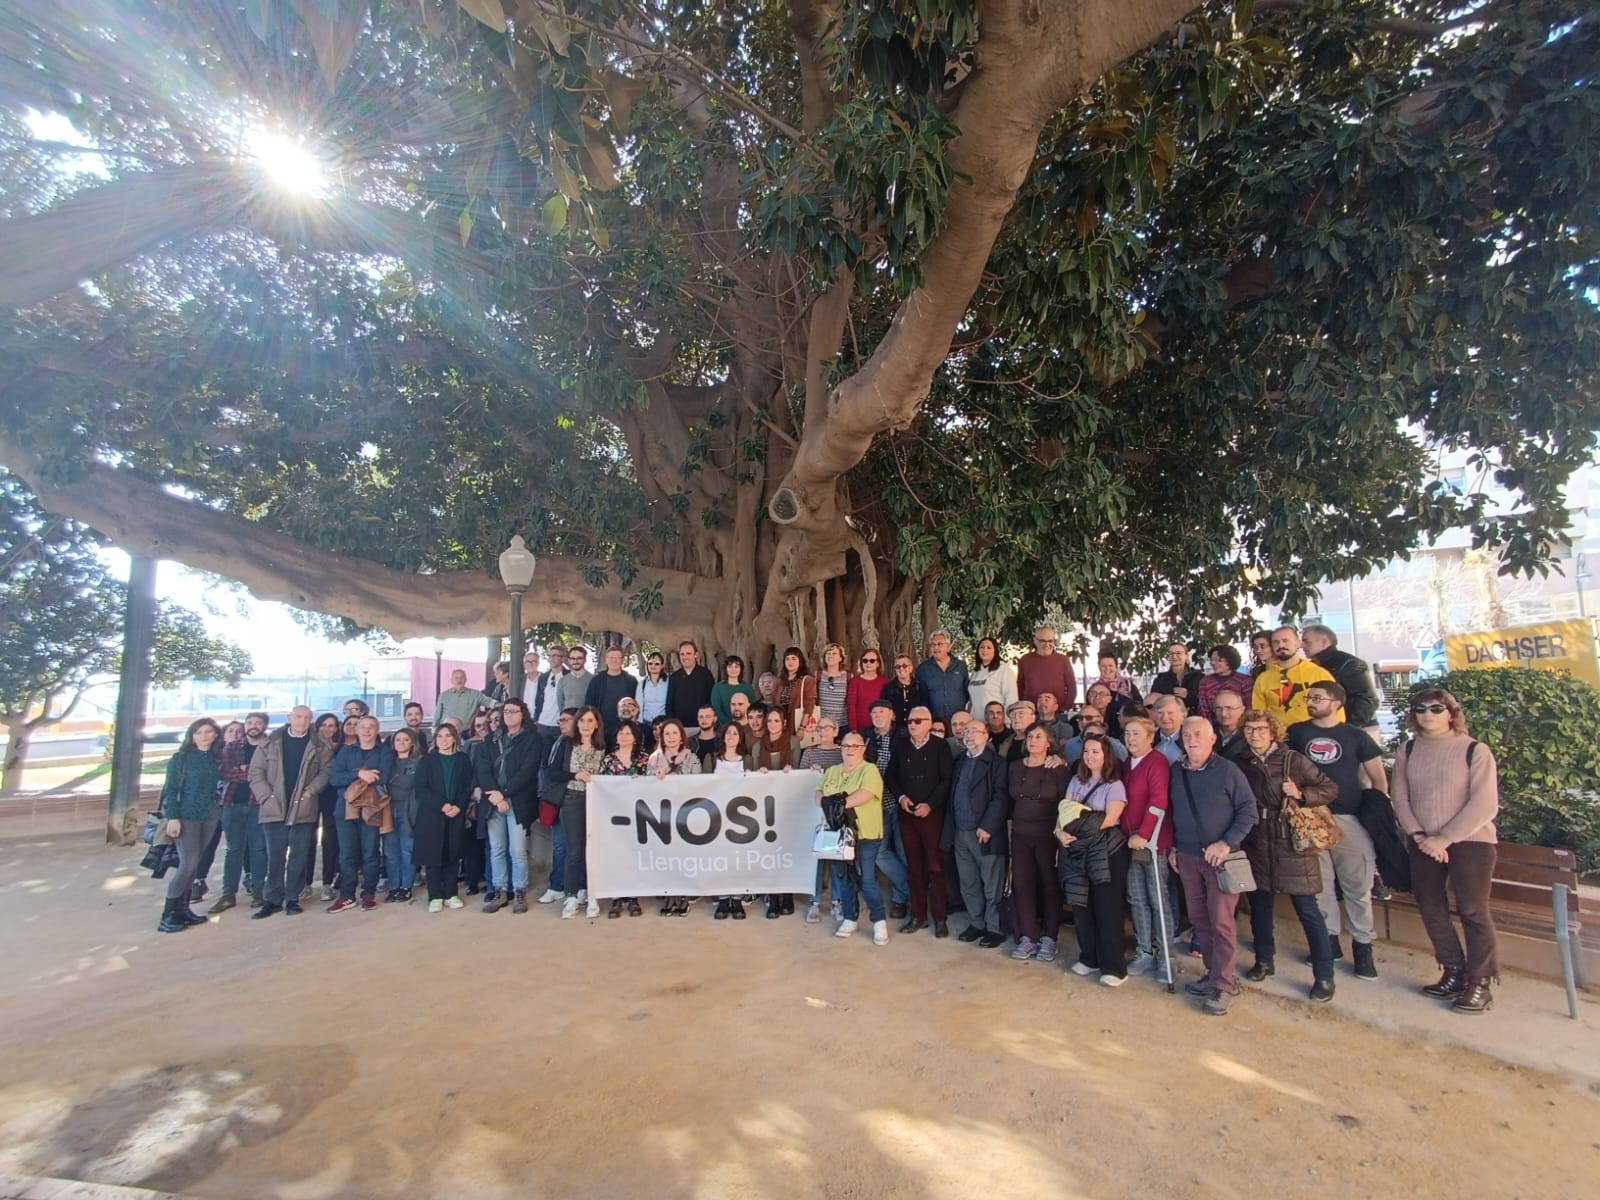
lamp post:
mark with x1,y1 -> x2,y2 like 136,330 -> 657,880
498,534 -> 537,699
433,639 -> 444,703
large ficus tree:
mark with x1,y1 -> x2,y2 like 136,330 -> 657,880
0,0 -> 1595,667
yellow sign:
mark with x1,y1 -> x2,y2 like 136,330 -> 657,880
1445,619 -> 1600,688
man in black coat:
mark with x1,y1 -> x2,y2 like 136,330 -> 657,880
888,706 -> 955,936
665,640 -> 715,726
942,723 -> 1010,948
1301,624 -> 1382,732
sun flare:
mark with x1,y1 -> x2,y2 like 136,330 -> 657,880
245,128 -> 329,197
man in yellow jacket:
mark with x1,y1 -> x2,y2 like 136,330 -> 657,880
1251,627 -> 1335,727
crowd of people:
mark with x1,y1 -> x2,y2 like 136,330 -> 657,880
148,624 -> 1504,1016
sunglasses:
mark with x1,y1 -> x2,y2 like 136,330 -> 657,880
861,656 -> 880,664
1411,703 -> 1449,715
908,717 -> 930,724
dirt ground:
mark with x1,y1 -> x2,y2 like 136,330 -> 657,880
0,834 -> 1596,1200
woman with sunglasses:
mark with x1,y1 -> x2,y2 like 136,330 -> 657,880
882,654 -> 931,725
846,650 -> 888,736
638,652 -> 670,725
1392,689 -> 1501,1013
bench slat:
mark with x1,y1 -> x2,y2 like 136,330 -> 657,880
1494,843 -> 1577,867
1491,860 -> 1581,888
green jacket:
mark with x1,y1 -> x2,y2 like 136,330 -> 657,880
160,749 -> 222,822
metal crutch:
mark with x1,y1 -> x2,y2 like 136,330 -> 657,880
1142,808 -> 1175,993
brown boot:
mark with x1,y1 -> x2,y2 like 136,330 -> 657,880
1452,977 -> 1494,1014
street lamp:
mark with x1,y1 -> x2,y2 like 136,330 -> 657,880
498,534 -> 537,698
433,639 -> 444,701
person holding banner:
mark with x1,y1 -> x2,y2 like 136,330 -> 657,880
820,734 -> 891,945
560,707 -> 608,920
599,720 -> 650,919
647,719 -> 703,916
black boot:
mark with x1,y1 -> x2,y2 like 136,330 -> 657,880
780,894 -> 795,915
1452,977 -> 1494,1014
714,898 -> 730,920
1351,940 -> 1378,980
730,898 -> 746,920
766,896 -> 781,919
157,898 -> 188,933
177,900 -> 208,926
1422,966 -> 1467,998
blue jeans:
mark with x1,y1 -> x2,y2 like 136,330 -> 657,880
261,820 -> 316,907
338,817 -> 383,899
831,838 -> 886,923
382,803 -> 415,891
549,821 -> 566,893
877,807 -> 910,904
486,808 -> 529,893
1249,890 -> 1334,982
220,803 -> 265,897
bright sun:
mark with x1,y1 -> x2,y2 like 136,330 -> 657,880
245,128 -> 330,197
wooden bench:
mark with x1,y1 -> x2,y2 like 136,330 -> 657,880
1380,842 -> 1598,1018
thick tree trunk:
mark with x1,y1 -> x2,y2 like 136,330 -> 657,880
1,717 -> 31,797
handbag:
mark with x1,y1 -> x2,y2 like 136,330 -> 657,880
140,813 -> 161,845
1178,767 -> 1256,894
143,842 -> 180,878
1280,756 -> 1342,852
813,825 -> 856,860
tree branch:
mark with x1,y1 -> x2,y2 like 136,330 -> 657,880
0,435 -> 722,644
767,0 -> 1198,534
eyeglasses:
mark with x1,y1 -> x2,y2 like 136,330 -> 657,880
1411,703 -> 1449,715
841,742 -> 865,750
1243,725 -> 1272,734
861,656 -> 880,664
895,662 -> 913,670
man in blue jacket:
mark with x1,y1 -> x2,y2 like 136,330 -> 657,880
943,722 -> 1011,949
1169,717 -> 1258,1015
914,630 -> 969,726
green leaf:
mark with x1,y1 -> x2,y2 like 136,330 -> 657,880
455,0 -> 505,31
543,193 -> 567,234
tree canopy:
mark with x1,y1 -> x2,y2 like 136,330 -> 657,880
0,470 -> 253,793
0,0 -> 1595,668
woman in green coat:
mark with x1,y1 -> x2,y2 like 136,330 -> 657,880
157,718 -> 223,933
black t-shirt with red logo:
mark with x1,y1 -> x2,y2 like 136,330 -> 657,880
1286,722 -> 1381,815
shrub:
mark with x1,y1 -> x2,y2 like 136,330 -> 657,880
1405,668 -> 1600,871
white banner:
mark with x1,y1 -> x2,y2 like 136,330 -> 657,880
586,772 -> 823,897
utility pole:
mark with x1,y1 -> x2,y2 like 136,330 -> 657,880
107,555 -> 156,845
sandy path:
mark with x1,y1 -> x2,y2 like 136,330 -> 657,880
0,836 -> 1594,1199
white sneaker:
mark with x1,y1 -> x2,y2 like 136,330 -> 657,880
872,920 -> 889,946
834,919 -> 859,938
427,899 -> 443,913
536,888 -> 562,904
1070,961 -> 1098,977
586,899 -> 600,918
560,897 -> 580,919
830,900 -> 842,921
576,889 -> 588,903
444,896 -> 464,910
804,903 -> 820,923
1100,973 -> 1126,987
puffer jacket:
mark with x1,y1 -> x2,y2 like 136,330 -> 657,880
248,728 -> 335,824
1237,743 -> 1337,895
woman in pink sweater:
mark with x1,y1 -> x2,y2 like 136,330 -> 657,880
1391,688 -> 1500,1014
